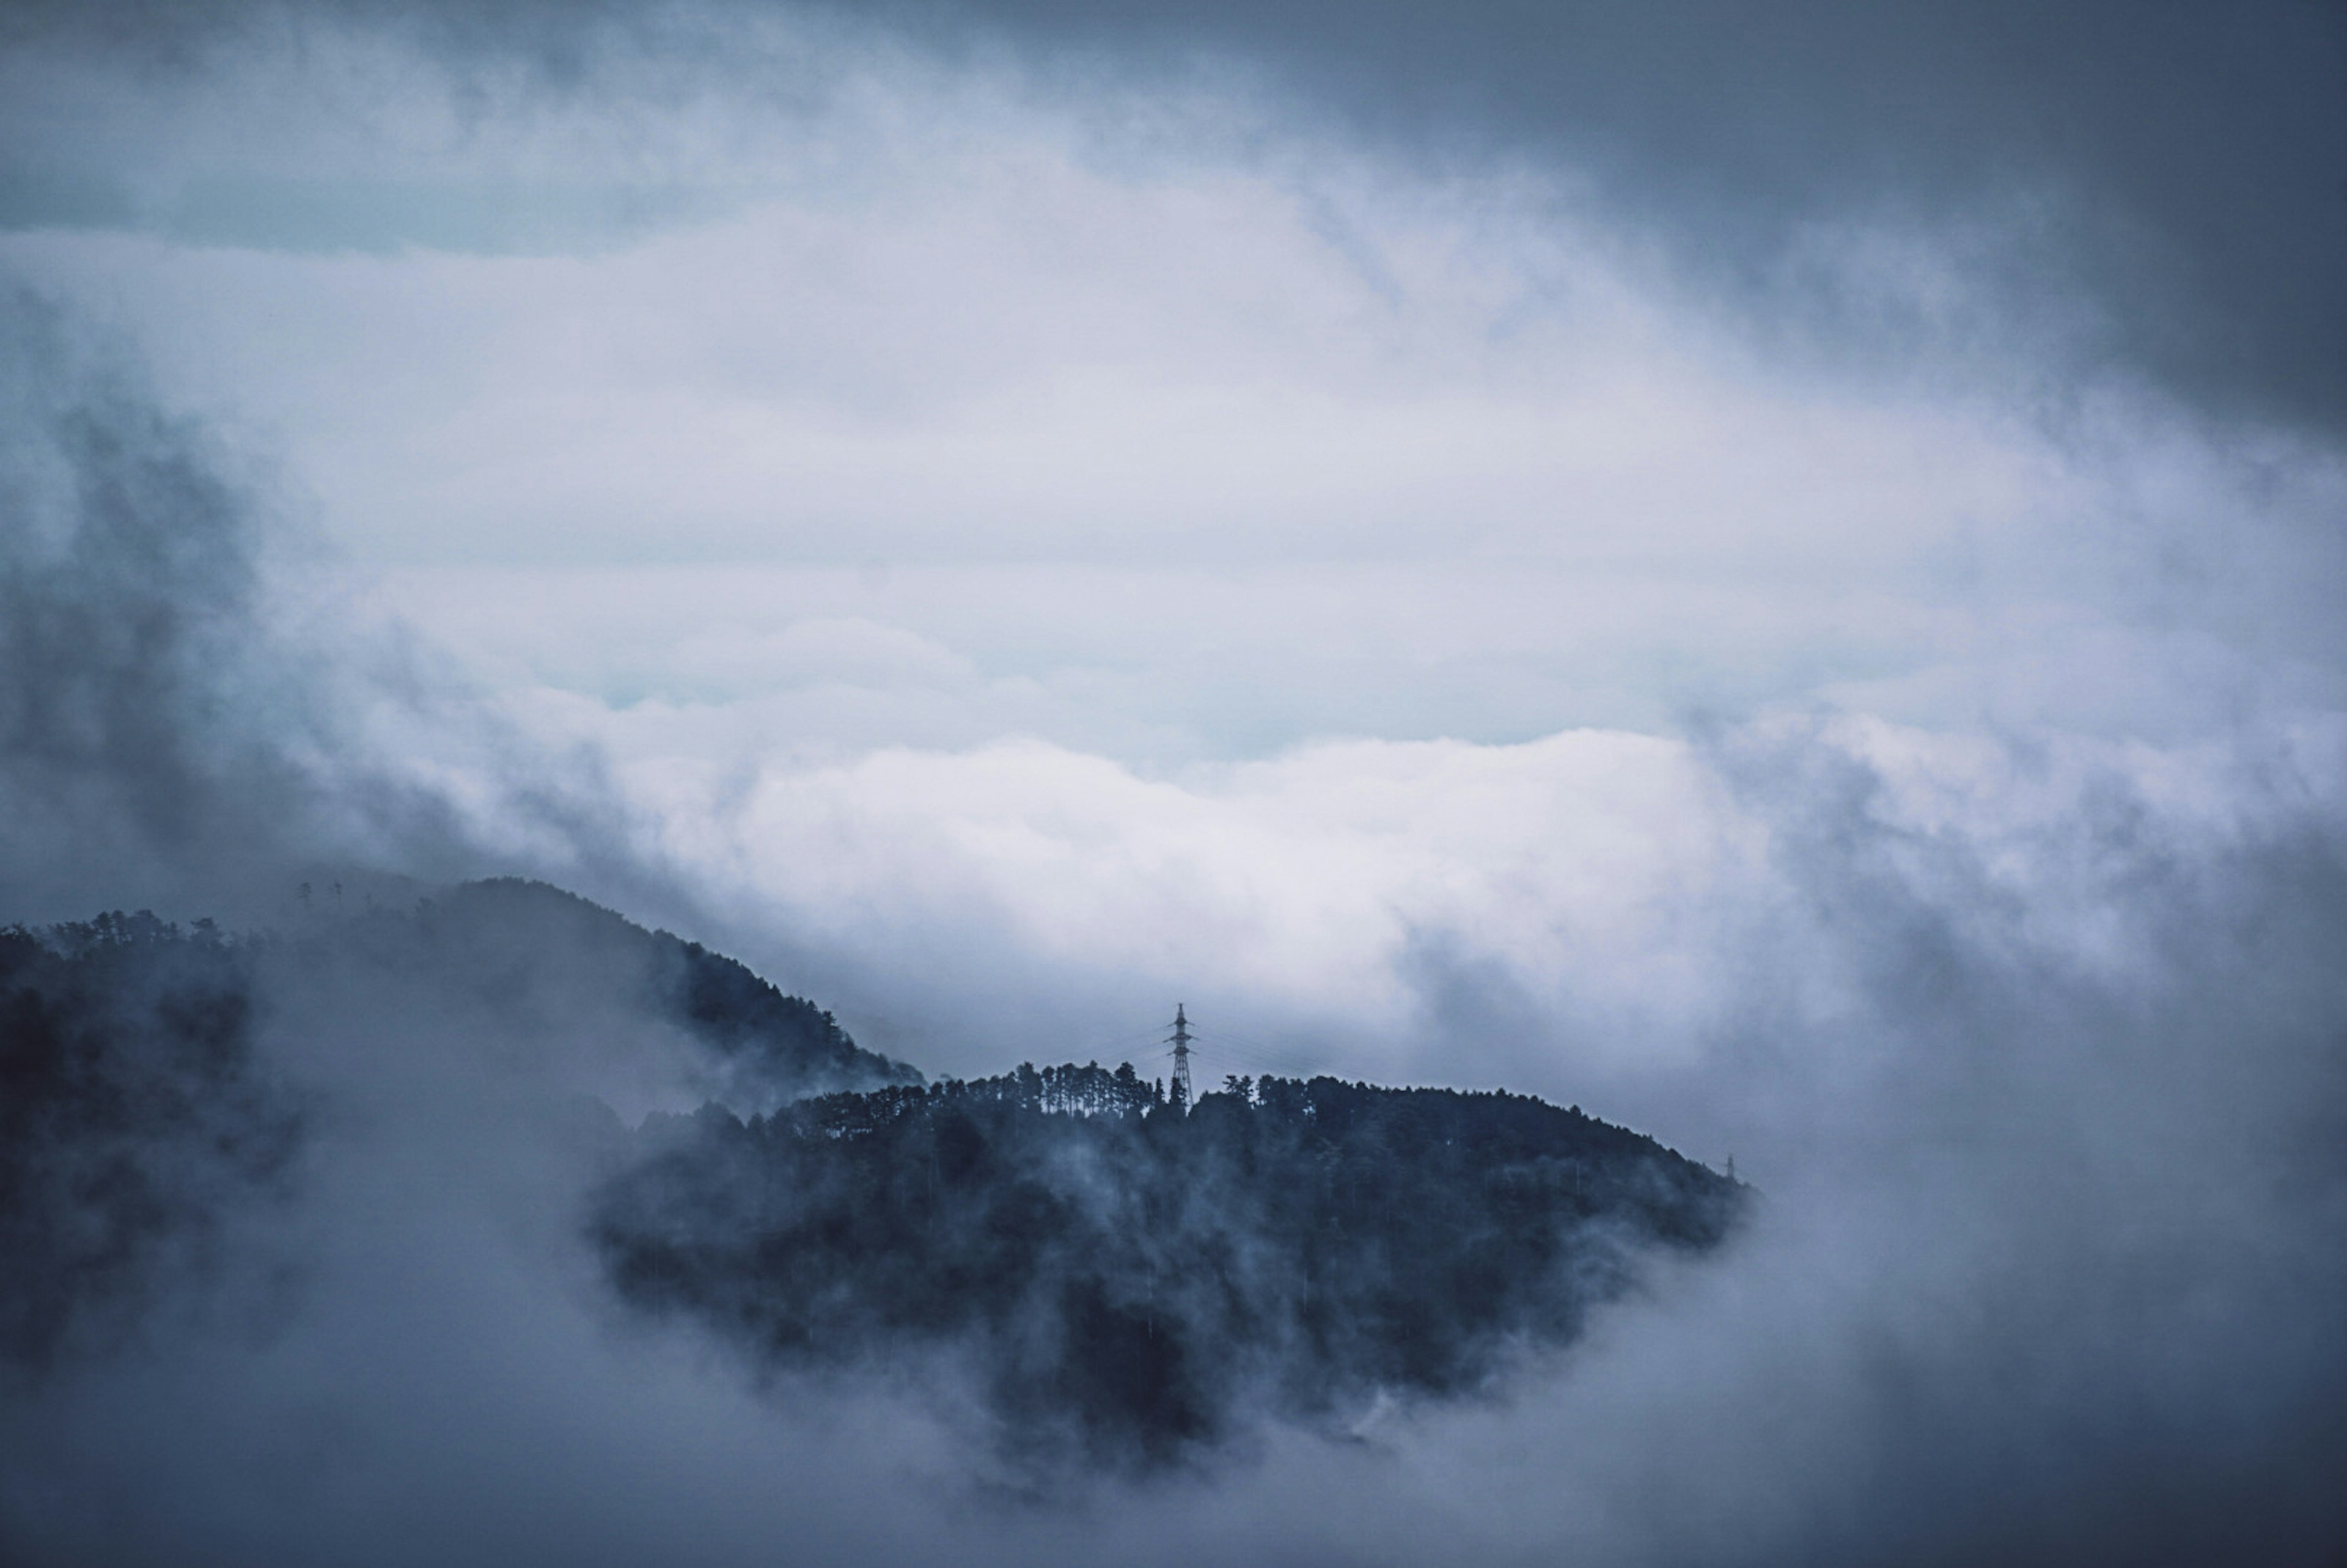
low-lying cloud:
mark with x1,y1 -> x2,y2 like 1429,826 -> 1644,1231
3,4 -> 2345,1562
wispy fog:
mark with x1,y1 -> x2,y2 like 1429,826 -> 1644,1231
3,3 -> 2344,1563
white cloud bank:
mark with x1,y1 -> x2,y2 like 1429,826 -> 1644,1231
4,9 -> 2346,1561
10,13 -> 2340,768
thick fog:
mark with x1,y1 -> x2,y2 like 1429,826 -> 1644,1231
3,4 -> 2345,1564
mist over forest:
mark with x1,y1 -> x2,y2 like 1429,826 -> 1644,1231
4,2 -> 2347,1564
4,887 -> 1740,1478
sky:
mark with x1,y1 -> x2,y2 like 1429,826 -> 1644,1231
2,1 -> 2346,1563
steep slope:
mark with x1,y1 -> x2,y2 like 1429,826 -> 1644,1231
360,879 -> 922,1104
0,885 -> 914,1369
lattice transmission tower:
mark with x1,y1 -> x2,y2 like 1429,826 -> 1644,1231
1167,1003 -> 1194,1111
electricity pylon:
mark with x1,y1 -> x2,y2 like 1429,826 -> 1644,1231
1168,1003 -> 1194,1111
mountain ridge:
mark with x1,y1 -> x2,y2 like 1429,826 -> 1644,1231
2,879 -> 1745,1473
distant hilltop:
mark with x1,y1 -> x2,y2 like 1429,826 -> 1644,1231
4,879 -> 1742,1470
603,1056 -> 1745,1468
392,878 -> 922,1099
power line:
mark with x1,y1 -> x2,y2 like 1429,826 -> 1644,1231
1180,1027 -> 1328,1082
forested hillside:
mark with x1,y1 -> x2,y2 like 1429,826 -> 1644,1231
2,888 -> 1744,1471
329,879 -> 921,1104
596,1063 -> 1744,1467
0,885 -> 914,1367
0,913 -> 299,1367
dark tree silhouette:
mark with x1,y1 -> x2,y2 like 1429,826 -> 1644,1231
0,884 -> 1743,1473
0,913 -> 301,1367
595,1064 -> 1746,1467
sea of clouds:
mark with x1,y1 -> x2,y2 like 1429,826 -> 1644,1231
2,4 -> 2344,1562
